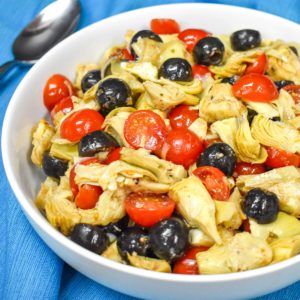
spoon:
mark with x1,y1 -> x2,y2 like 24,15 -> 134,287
0,0 -> 81,78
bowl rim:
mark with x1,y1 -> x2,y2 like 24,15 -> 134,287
2,2 -> 300,284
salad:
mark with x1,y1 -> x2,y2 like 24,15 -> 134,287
31,18 -> 300,275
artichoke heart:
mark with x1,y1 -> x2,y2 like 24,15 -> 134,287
120,147 -> 187,185
157,77 -> 202,95
209,49 -> 263,78
31,119 -> 55,167
75,161 -> 158,191
144,81 -> 199,111
169,176 -> 221,244
251,114 -> 300,153
120,61 -> 158,81
102,241 -> 124,263
270,235 -> 300,263
275,89 -> 296,121
188,117 -> 207,140
127,253 -> 171,273
199,83 -> 246,123
266,41 -> 300,84
235,117 -> 267,163
49,142 -> 78,161
196,232 -> 272,274
246,101 -> 279,119
250,212 -> 300,241
135,92 -> 155,110
131,38 -> 161,64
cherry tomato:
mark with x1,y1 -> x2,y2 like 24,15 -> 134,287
60,109 -> 104,142
168,105 -> 199,129
125,193 -> 175,227
283,84 -> 300,103
50,96 -> 73,120
103,147 -> 122,164
75,184 -> 102,210
193,166 -> 230,201
150,18 -> 180,34
243,219 -> 251,233
124,110 -> 167,151
265,146 -> 300,168
232,73 -> 278,102
120,48 -> 134,60
203,138 -> 221,149
178,28 -> 211,52
233,162 -> 265,178
192,64 -> 212,80
245,53 -> 267,75
173,246 -> 208,275
43,74 -> 73,111
69,157 -> 100,197
165,128 -> 203,169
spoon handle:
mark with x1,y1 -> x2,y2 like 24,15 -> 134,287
0,60 -> 18,78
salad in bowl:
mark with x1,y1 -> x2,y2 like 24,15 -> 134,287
30,17 -> 300,276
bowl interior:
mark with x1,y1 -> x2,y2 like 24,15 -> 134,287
2,3 -> 300,298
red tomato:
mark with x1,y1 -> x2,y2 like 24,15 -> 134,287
243,219 -> 251,233
60,109 -> 104,142
233,162 -> 265,178
150,18 -> 180,34
50,96 -> 73,120
124,110 -> 167,151
43,74 -> 73,111
69,157 -> 100,197
192,64 -> 212,79
232,74 -> 278,102
193,166 -> 230,201
165,128 -> 203,169
265,146 -> 300,168
283,84 -> 300,103
245,53 -> 268,75
178,28 -> 211,52
173,246 -> 208,275
103,147 -> 122,164
168,105 -> 199,129
75,184 -> 102,210
125,193 -> 175,227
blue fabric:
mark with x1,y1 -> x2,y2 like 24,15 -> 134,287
1,0 -> 300,299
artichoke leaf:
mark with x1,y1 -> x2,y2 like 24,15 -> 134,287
144,81 -> 199,111
49,142 -> 78,161
235,117 -> 267,163
102,241 -> 124,263
157,77 -> 202,95
270,235 -> 300,263
169,176 -> 221,244
120,147 -> 187,185
188,117 -> 207,140
135,92 -> 155,110
245,101 -> 279,119
120,61 -> 158,81
31,119 -> 55,167
127,253 -> 171,273
288,116 -> 300,129
196,232 -> 272,274
36,177 -> 59,211
250,212 -> 300,240
123,178 -> 170,193
274,89 -> 296,121
199,83 -> 246,123
251,114 -> 300,153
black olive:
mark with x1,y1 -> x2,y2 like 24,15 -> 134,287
197,142 -> 236,176
81,70 -> 101,93
230,29 -> 261,51
193,37 -> 224,66
243,188 -> 279,224
149,218 -> 188,262
102,215 -> 129,238
247,108 -> 258,125
96,78 -> 133,116
159,58 -> 192,82
42,153 -> 68,179
130,30 -> 162,59
79,130 -> 119,157
274,80 -> 294,90
270,116 -> 281,122
290,46 -> 298,56
70,224 -> 109,254
221,76 -> 239,85
117,227 -> 150,261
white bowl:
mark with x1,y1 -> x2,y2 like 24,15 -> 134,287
2,3 -> 300,299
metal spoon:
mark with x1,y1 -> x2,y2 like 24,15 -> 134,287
0,0 -> 81,78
